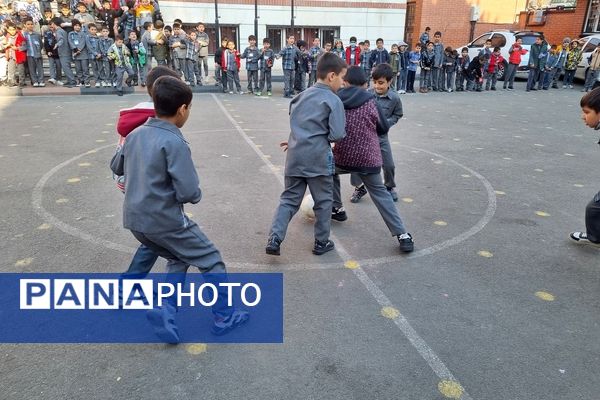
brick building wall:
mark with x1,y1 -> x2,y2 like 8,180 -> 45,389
517,3 -> 588,46
407,0 -> 526,48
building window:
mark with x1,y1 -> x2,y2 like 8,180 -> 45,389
266,26 -> 339,53
181,23 -> 239,54
585,0 -> 600,32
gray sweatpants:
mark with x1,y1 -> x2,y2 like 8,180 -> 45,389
269,175 -> 333,242
283,69 -> 295,95
247,69 -> 258,92
27,56 -> 44,84
59,55 -> 76,84
130,221 -> 232,318
351,134 -> 395,189
74,59 -> 90,84
334,170 -> 407,236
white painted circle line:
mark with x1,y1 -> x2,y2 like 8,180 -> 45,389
212,94 -> 474,399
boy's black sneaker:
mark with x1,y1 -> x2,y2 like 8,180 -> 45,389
331,206 -> 347,221
397,233 -> 414,253
313,239 -> 335,255
212,309 -> 250,336
350,185 -> 368,203
265,235 -> 281,255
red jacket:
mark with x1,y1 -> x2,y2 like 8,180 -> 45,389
221,49 -> 241,71
487,53 -> 505,73
4,32 -> 26,64
345,45 -> 361,66
508,44 -> 528,65
117,102 -> 155,138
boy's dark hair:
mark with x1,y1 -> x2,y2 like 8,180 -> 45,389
129,31 -> 138,38
152,76 -> 193,117
173,18 -> 182,24
248,34 -> 256,41
425,26 -> 431,31
172,22 -> 181,29
71,19 -> 81,27
371,63 -> 394,82
88,22 -> 96,29
581,88 -> 600,112
197,22 -> 204,27
115,34 -> 124,41
297,39 -> 307,49
164,25 -> 172,32
485,39 -> 492,43
376,38 -> 383,44
461,47 -> 468,52
493,46 -> 500,52
154,20 -> 164,28
426,41 -> 434,46
76,1 -> 85,7
146,65 -> 181,95
364,39 -> 370,45
550,44 -> 557,50
349,36 -> 357,42
478,55 -> 485,61
434,31 -> 442,37
101,25 -> 109,30
262,37 -> 270,44
50,17 -> 63,26
358,41 -> 364,46
125,0 -> 134,8
344,66 -> 367,86
143,21 -> 152,30
414,43 -> 421,48
445,46 -> 452,52
287,34 -> 294,39
316,52 -> 347,80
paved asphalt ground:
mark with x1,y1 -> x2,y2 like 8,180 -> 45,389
1,79 -> 599,400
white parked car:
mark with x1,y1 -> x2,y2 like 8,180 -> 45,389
575,34 -> 600,81
458,30 -> 543,80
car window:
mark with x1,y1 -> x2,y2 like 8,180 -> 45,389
515,34 -> 540,46
490,34 -> 506,48
583,38 -> 600,53
469,34 -> 490,48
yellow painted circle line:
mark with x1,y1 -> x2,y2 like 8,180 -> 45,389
185,212 -> 194,218
478,250 -> 493,258
574,184 -> 584,188
438,380 -> 465,399
56,198 -> 69,204
401,197 -> 414,203
67,178 -> 81,183
186,343 -> 208,355
15,257 -> 34,267
494,191 -> 506,195
535,291 -> 555,301
434,221 -> 448,226
37,223 -> 51,230
381,306 -> 400,319
78,162 -> 92,167
535,211 -> 550,217
344,260 -> 360,269
534,168 -> 544,172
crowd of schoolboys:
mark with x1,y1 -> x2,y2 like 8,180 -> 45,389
1,3 -> 596,97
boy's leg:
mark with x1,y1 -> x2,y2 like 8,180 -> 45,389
379,134 -> 396,194
60,56 -> 76,85
306,175 -> 334,243
26,56 -> 36,84
82,59 -> 90,85
431,67 -> 438,90
359,172 -> 407,236
585,191 -> 600,243
484,71 -> 491,90
226,70 -> 234,91
332,173 -> 343,209
17,62 -> 26,86
7,59 -> 16,85
491,71 -> 497,89
185,59 -> 194,84
234,70 -> 241,91
122,244 -> 159,276
115,66 -> 125,91
258,69 -> 265,92
283,69 -> 292,96
269,176 -> 307,242
400,69 -> 408,91
266,69 -> 272,92
201,56 -> 209,77
247,69 -> 253,92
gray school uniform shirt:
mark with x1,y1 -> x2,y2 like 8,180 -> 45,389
285,82 -> 346,177
23,31 -> 42,58
110,118 -> 202,234
68,30 -> 89,60
54,27 -> 72,58
369,88 -> 403,127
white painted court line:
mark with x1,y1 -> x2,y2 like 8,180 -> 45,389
211,94 -> 473,399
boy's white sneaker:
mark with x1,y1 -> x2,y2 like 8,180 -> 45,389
569,232 -> 600,247
48,78 -> 56,85
399,90 -> 406,94
33,82 -> 39,87
39,82 -> 45,87
95,82 -> 101,88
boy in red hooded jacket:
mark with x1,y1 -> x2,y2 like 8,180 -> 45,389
2,22 -> 27,87
485,46 -> 505,91
221,40 -> 242,94
503,38 -> 528,90
345,36 -> 360,66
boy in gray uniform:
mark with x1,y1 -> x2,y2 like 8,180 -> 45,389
351,63 -> 403,203
169,23 -> 187,79
23,19 -> 45,87
68,19 -> 90,87
266,53 -> 347,256
50,17 -> 77,87
110,76 -> 248,342
241,34 -> 260,94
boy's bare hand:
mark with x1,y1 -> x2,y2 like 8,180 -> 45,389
279,141 -> 288,152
